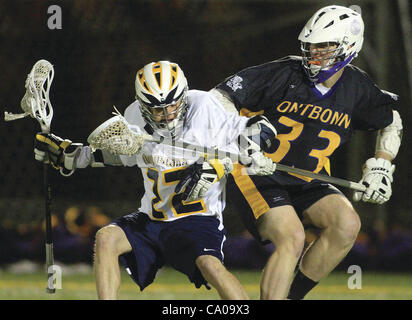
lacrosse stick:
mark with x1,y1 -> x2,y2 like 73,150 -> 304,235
87,113 -> 366,192
87,108 -> 153,156
4,59 -> 56,293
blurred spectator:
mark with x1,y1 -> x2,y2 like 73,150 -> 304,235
0,205 -> 111,266
223,230 -> 275,270
2,206 -> 412,272
377,224 -> 412,271
0,219 -> 24,264
53,206 -> 110,264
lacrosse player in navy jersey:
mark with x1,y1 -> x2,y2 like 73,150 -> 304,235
34,61 -> 276,299
211,5 -> 403,299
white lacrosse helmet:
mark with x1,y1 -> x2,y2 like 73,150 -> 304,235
135,61 -> 189,138
298,5 -> 364,83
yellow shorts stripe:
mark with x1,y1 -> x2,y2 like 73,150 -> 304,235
231,164 -> 270,219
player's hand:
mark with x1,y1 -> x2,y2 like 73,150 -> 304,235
238,133 -> 276,176
238,115 -> 277,176
353,158 -> 395,204
239,151 -> 276,176
175,157 -> 234,202
34,132 -> 72,169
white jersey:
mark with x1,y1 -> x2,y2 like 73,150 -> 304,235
120,90 -> 249,228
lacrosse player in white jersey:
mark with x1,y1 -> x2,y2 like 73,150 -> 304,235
34,60 -> 277,299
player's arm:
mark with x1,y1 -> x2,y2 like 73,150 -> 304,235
209,89 -> 278,175
374,110 -> 403,161
34,132 -> 124,176
208,90 -> 278,176
209,88 -> 238,113
174,115 -> 277,202
353,110 -> 403,204
238,115 -> 278,175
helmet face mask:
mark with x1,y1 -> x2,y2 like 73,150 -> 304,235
298,5 -> 364,83
301,41 -> 344,80
139,92 -> 188,137
135,61 -> 189,138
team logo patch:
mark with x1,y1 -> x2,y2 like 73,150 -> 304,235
226,75 -> 243,92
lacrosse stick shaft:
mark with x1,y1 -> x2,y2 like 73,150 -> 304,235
149,137 -> 366,192
87,115 -> 365,192
43,163 -> 56,293
275,163 -> 366,192
4,59 -> 56,293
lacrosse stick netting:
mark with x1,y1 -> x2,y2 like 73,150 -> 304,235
4,59 -> 54,133
87,111 -> 154,156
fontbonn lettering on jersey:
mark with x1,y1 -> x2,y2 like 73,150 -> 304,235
276,100 -> 351,129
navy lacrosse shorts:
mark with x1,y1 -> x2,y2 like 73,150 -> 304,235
112,212 -> 226,291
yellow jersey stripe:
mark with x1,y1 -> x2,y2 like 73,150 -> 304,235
231,163 -> 270,219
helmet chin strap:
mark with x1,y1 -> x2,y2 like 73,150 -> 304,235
311,52 -> 355,84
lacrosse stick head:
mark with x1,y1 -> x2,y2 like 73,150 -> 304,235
16,60 -> 54,132
87,114 -> 154,156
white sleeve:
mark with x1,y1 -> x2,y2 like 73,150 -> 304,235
120,101 -> 147,166
208,93 -> 249,148
74,146 -> 125,168
209,88 -> 238,113
185,91 -> 248,153
74,146 -> 94,168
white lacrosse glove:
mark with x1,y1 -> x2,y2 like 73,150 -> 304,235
238,115 -> 277,176
175,157 -> 234,202
353,158 -> 395,204
239,151 -> 276,175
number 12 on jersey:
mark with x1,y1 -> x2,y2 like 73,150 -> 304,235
146,167 -> 207,220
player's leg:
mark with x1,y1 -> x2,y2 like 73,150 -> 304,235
300,193 -> 361,279
195,255 -> 249,300
94,224 -> 132,299
288,193 -> 361,299
161,216 -> 249,299
227,169 -> 305,300
257,206 -> 305,300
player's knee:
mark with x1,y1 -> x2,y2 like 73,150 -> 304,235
94,225 -> 123,256
196,255 -> 225,279
334,209 -> 361,245
260,219 -> 305,258
277,228 -> 306,258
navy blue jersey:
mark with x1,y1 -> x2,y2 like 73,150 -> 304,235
215,56 -> 397,185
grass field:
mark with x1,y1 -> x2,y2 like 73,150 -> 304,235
1,265 -> 412,300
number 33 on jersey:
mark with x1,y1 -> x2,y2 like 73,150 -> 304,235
216,56 -> 396,185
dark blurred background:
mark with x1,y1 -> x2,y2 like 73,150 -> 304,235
0,0 -> 411,271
